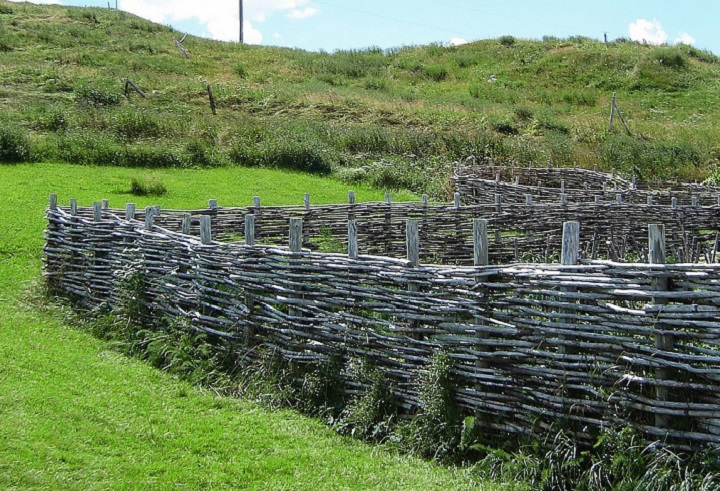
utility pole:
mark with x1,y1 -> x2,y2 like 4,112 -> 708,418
239,0 -> 244,44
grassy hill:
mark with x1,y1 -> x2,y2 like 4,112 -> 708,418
2,1 -> 720,194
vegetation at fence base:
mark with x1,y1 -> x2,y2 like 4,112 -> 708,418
3,0 -> 720,195
57,286 -> 720,490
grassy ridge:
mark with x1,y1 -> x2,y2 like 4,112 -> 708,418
0,163 -> 498,490
2,1 -> 720,195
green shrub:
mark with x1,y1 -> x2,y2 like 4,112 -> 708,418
489,116 -> 518,135
0,20 -> 15,52
232,63 -> 247,78
75,86 -> 121,107
112,109 -> 162,140
0,4 -> 14,14
499,35 -> 516,47
334,358 -> 397,441
0,124 -> 30,162
513,105 -> 534,121
129,176 -> 168,197
648,46 -> 689,69
390,352 -> 460,461
423,64 -> 448,82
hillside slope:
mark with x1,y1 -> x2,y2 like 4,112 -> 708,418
2,1 -> 720,194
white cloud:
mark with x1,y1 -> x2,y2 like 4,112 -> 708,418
629,18 -> 668,45
117,0 -> 315,43
449,37 -> 468,46
675,31 -> 696,46
288,7 -> 317,20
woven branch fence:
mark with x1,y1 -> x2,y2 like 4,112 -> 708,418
67,192 -> 720,266
45,195 -> 720,450
454,164 -> 720,207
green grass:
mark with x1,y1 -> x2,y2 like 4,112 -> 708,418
1,1 -> 720,193
0,163 -> 506,490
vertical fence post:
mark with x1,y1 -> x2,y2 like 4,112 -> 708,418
125,203 -> 136,221
245,215 -> 255,246
144,206 -> 154,230
208,199 -> 218,209
525,194 -> 533,206
348,219 -> 358,259
647,195 -> 653,206
348,190 -> 356,205
473,219 -> 489,267
289,218 -> 303,253
559,221 -> 580,356
454,192 -> 461,209
385,193 -> 392,204
304,193 -> 311,211
649,224 -> 672,429
594,195 -> 601,205
48,194 -> 58,211
560,193 -> 567,206
494,194 -> 502,244
93,202 -> 102,222
199,215 -> 212,244
406,219 -> 420,338
692,195 -> 699,207
101,199 -> 109,210
182,214 -> 191,235
616,194 -> 623,205
672,197 -> 678,209
421,194 -> 428,207
70,198 -> 78,216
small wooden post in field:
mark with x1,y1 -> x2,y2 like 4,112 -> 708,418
49,194 -> 58,211
207,85 -> 216,116
348,190 -> 356,205
473,219 -> 489,267
199,215 -> 212,244
406,220 -> 420,267
525,194 -> 533,206
125,203 -> 136,221
454,192 -> 461,209
70,198 -> 78,216
208,199 -> 218,209
304,193 -> 311,211
647,195 -> 654,206
101,199 -> 109,210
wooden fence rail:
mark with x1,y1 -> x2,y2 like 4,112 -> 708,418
44,195 -> 720,450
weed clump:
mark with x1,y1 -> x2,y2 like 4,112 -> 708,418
129,176 -> 167,197
75,86 -> 121,107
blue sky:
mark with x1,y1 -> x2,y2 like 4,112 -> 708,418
9,0 -> 720,54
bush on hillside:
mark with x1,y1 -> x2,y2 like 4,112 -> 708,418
499,35 -> 516,47
0,125 -> 30,162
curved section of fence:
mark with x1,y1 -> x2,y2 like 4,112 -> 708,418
44,196 -> 720,450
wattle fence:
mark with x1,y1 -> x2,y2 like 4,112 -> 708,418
44,194 -> 720,450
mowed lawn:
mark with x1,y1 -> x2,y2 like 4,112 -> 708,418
0,163 -> 505,490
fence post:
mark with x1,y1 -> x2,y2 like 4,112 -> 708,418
348,190 -> 355,205
454,192 -> 461,209
494,194 -> 502,244
647,195 -> 653,206
199,215 -> 212,244
125,203 -> 136,221
616,194 -> 623,205
672,197 -> 678,209
559,221 -> 580,356
385,193 -> 392,204
649,224 -> 672,429
594,195 -> 601,205
102,199 -> 109,210
208,199 -> 218,209
93,202 -> 102,222
473,219 -> 489,267
525,194 -> 533,206
560,193 -> 567,206
304,193 -> 311,211
49,193 -> 58,211
406,220 -> 421,338
182,214 -> 191,235
245,215 -> 255,246
70,198 -> 78,216
144,206 -> 154,230
348,219 -> 358,259
289,218 -> 303,253
692,195 -> 699,207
